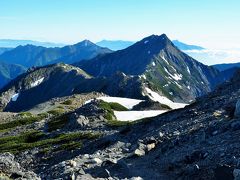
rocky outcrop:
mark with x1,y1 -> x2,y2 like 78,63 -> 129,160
0,153 -> 40,180
235,100 -> 240,118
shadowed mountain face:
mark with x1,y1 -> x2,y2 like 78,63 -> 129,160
0,63 -> 144,112
0,61 -> 26,89
0,47 -> 13,55
75,34 -> 223,102
213,62 -> 240,71
96,39 -> 204,51
0,40 -> 112,68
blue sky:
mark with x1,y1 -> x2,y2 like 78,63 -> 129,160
0,0 -> 240,49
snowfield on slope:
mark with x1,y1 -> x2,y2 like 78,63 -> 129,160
84,91 -> 187,121
11,93 -> 19,101
30,77 -> 44,88
114,110 -> 167,121
145,87 -> 187,109
97,97 -> 143,109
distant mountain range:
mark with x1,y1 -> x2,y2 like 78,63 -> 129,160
96,40 -> 134,51
0,39 -> 65,48
172,40 -> 205,50
212,62 -> 240,71
0,40 -> 112,67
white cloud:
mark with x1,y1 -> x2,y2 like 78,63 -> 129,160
184,49 -> 240,65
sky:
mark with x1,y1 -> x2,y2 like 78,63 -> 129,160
0,0 -> 240,50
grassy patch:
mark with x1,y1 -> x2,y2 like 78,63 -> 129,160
61,99 -> 73,105
0,130 -> 101,154
55,141 -> 82,151
0,113 -> 46,131
47,114 -> 69,132
98,100 -> 154,127
19,112 -> 33,117
108,102 -> 128,111
98,100 -> 116,121
47,107 -> 65,116
106,119 -> 134,127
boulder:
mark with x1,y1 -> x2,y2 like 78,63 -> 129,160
134,149 -> 145,156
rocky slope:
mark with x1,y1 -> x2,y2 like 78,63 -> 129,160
76,34 -> 224,103
0,63 -> 147,112
1,70 -> 240,179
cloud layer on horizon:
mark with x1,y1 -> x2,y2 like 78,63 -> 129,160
184,49 -> 240,65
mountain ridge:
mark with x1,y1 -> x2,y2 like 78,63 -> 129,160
0,40 -> 112,68
76,34 -> 222,103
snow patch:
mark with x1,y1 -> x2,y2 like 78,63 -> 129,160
145,87 -> 187,109
172,74 -> 182,81
97,97 -> 143,109
187,86 -> 191,90
140,74 -> 146,80
114,110 -> 167,121
161,55 -> 169,65
11,93 -> 19,101
187,66 -> 191,74
164,68 -> 182,81
144,40 -> 149,44
175,82 -> 182,89
152,62 -> 156,66
30,77 -> 44,88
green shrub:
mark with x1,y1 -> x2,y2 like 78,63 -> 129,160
61,99 -> 73,105
0,131 -> 101,153
47,114 -> 69,132
56,141 -> 82,151
19,112 -> 33,117
0,114 -> 45,130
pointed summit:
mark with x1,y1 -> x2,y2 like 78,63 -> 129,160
76,34 -> 178,77
74,39 -> 96,47
76,34 -> 220,103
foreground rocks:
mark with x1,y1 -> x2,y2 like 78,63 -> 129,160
0,153 -> 40,180
1,72 -> 240,179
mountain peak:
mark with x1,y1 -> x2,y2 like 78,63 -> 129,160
75,40 -> 95,47
139,34 -> 173,49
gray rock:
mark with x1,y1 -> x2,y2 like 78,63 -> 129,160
234,169 -> 240,180
76,115 -> 89,127
134,149 -> 145,156
231,121 -> 240,130
235,100 -> 240,118
0,153 -> 40,180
